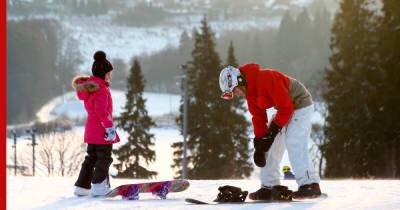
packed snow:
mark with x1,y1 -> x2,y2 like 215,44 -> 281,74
7,177 -> 400,210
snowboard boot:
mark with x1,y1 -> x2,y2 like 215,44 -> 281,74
249,185 -> 292,201
293,183 -> 321,199
214,185 -> 248,203
74,186 -> 90,196
91,178 -> 110,196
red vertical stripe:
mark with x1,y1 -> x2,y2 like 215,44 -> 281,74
1,0 -> 7,209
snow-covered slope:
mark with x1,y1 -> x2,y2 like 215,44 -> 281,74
7,177 -> 400,210
265,0 -> 314,10
65,15 -> 282,72
9,0 -> 318,73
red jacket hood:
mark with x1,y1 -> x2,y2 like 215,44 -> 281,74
239,63 -> 261,94
71,75 -> 109,101
238,63 -> 295,136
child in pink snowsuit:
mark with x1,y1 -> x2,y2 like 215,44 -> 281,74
72,51 -> 120,196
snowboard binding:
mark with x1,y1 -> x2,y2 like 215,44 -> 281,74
122,185 -> 140,200
249,185 -> 292,201
213,185 -> 248,203
152,182 -> 172,199
271,185 -> 293,201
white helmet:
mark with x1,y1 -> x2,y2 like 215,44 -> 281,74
219,66 -> 246,100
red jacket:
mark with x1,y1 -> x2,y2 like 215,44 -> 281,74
72,75 -> 120,144
239,63 -> 294,138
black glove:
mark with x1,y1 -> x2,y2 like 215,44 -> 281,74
253,122 -> 282,167
268,121 -> 282,140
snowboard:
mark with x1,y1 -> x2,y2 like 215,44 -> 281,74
185,193 -> 327,205
105,179 -> 190,200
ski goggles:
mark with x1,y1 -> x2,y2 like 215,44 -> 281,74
221,90 -> 234,100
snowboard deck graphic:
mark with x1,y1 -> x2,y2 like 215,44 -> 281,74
105,179 -> 189,199
185,193 -> 327,205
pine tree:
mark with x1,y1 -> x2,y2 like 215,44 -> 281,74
323,0 -> 378,177
7,19 -> 62,124
110,59 -> 128,90
374,0 -> 400,177
294,8 -> 313,52
276,11 -> 297,71
292,8 -> 316,81
226,41 -> 238,67
99,0 -> 108,15
172,17 -> 253,179
113,58 -> 157,178
224,41 -> 253,178
306,6 -> 332,94
178,31 -> 194,63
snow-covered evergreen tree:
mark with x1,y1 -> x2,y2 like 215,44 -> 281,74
113,58 -> 157,178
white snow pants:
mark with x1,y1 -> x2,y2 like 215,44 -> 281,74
260,105 -> 320,187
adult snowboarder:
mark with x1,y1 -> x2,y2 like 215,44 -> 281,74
72,51 -> 120,196
219,64 -> 321,199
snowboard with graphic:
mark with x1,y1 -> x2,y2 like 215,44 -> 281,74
105,179 -> 189,200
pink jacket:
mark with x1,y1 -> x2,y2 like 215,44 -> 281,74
72,75 -> 120,144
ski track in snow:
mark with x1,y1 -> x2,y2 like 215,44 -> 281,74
7,177 -> 400,210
